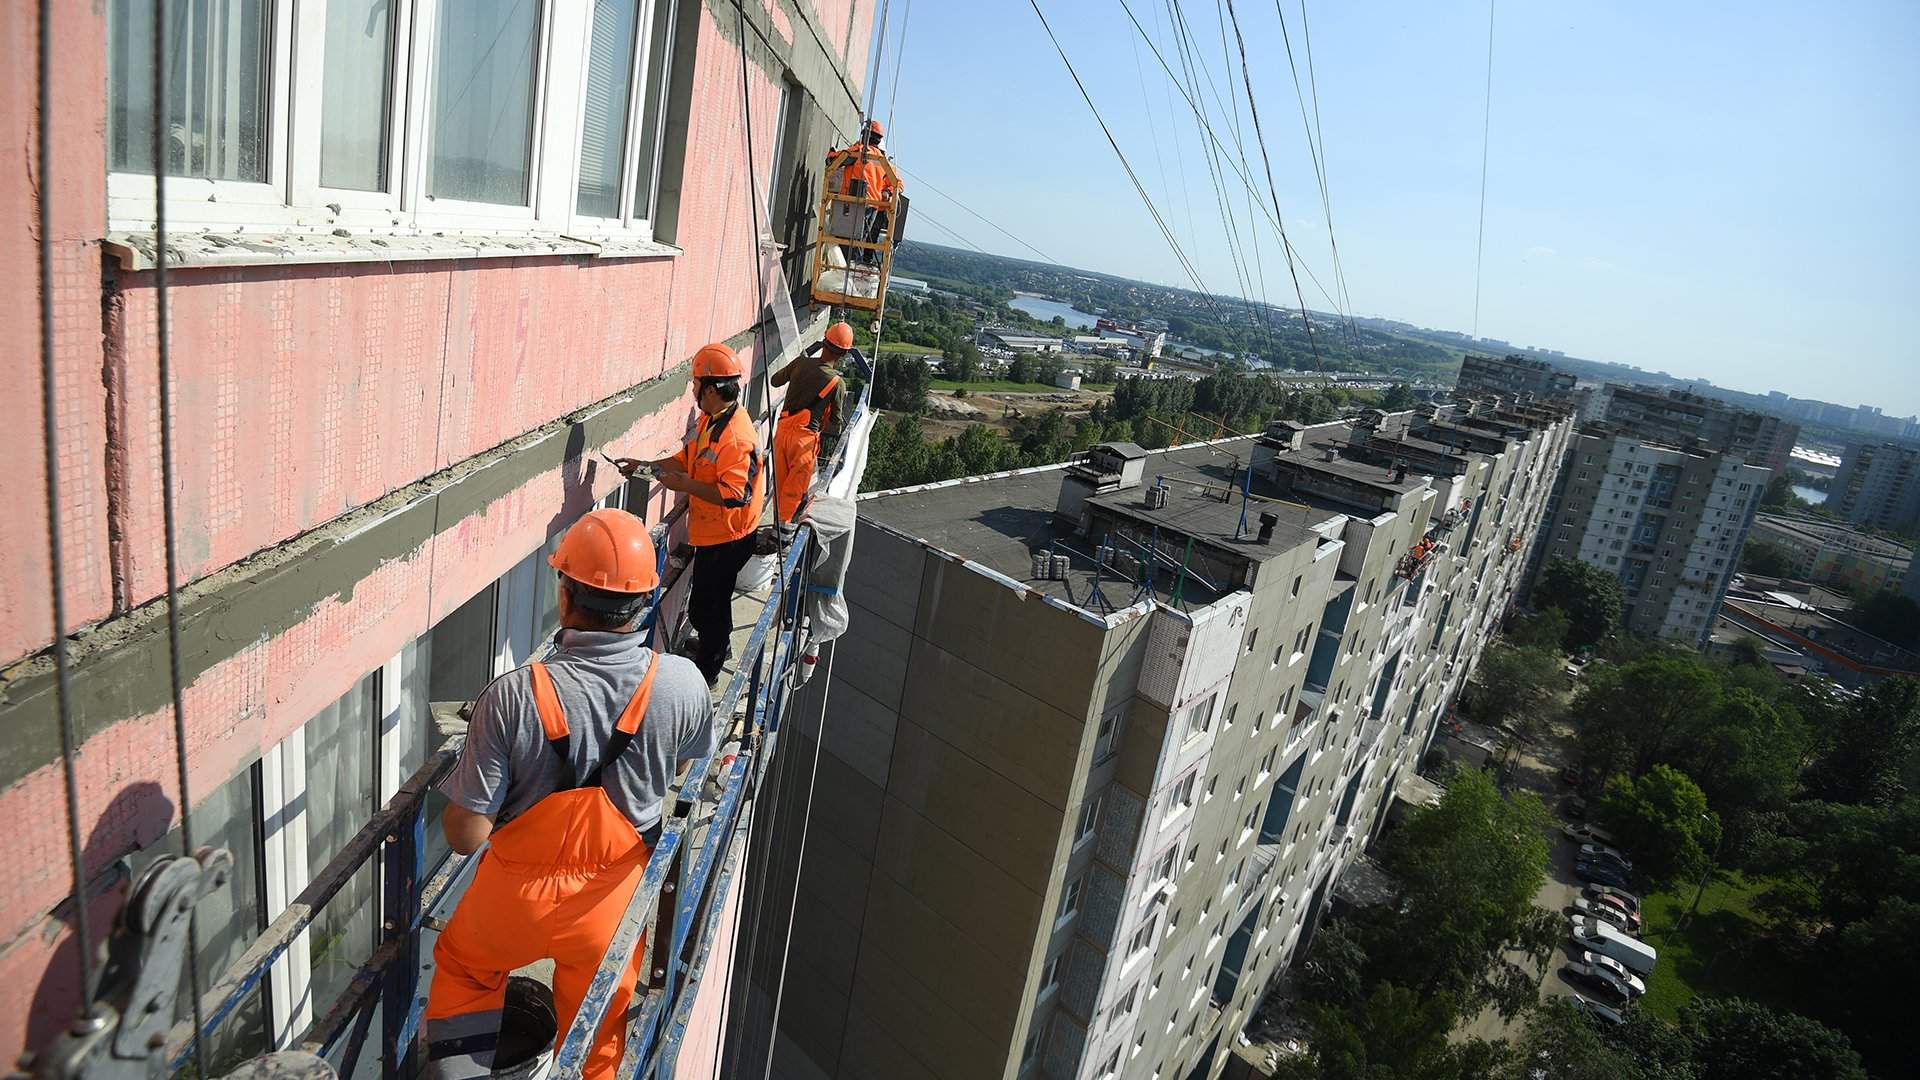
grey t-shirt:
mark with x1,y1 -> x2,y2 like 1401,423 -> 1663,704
441,630 -> 716,835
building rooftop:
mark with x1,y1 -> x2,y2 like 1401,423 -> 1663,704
1754,512 -> 1913,559
861,439 -> 1343,615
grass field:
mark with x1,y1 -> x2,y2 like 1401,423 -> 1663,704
1635,871 -> 1799,1021
877,340 -> 940,355
929,379 -> 1106,395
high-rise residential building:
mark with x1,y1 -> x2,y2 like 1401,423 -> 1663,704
1,0 -> 873,1062
1830,442 -> 1920,536
1747,513 -> 1911,595
1454,353 -> 1579,401
1599,386 -> 1799,476
737,402 -> 1575,1080
1530,431 -> 1768,645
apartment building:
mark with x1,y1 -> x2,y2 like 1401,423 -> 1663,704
1599,386 -> 1798,476
3,0 -> 874,1064
1831,442 -> 1920,535
1747,513 -> 1910,595
1529,431 -> 1768,645
737,402 -> 1574,1080
1454,353 -> 1578,401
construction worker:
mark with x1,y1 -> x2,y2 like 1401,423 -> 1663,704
618,343 -> 764,685
770,322 -> 861,533
425,508 -> 714,1080
826,120 -> 897,266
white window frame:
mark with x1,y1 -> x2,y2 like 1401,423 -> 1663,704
1074,793 -> 1102,849
1055,874 -> 1084,928
108,0 -> 681,241
1164,771 -> 1198,823
1038,953 -> 1064,1001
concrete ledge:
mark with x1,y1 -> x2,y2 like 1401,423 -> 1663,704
102,230 -> 682,271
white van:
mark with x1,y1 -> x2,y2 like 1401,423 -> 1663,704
1577,916 -> 1656,976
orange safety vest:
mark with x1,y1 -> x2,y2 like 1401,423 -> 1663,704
675,405 -> 763,546
830,143 -> 895,202
425,661 -> 659,1080
773,375 -> 841,525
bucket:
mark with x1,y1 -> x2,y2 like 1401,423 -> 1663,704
493,976 -> 557,1080
735,552 -> 776,592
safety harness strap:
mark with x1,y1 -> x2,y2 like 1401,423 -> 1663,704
527,658 -> 658,791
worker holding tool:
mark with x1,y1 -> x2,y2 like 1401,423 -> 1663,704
615,343 -> 764,686
425,508 -> 714,1080
769,322 -> 861,537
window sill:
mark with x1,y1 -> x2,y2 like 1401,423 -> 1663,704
102,228 -> 682,271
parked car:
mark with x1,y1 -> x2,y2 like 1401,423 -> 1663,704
1579,951 -> 1647,996
1575,860 -> 1632,888
1563,962 -> 1637,1003
1582,883 -> 1642,914
1562,822 -> 1615,845
1571,897 -> 1638,933
1567,994 -> 1626,1025
1589,893 -> 1643,931
1560,766 -> 1582,786
1579,843 -> 1634,872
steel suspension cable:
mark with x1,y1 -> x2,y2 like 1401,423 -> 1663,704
150,4 -> 209,1076
1472,0 -> 1496,339
1271,0 -> 1355,338
1294,0 -> 1355,333
883,0 -> 912,150
36,0 -> 98,1012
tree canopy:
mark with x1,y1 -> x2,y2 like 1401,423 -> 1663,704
1738,537 -> 1798,578
1595,764 -> 1720,890
1679,997 -> 1867,1080
1468,641 -> 1564,737
1533,558 -> 1624,650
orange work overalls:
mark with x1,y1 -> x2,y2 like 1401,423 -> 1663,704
773,375 -> 840,526
425,661 -> 658,1080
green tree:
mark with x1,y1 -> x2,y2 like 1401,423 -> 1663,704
1826,895 -> 1920,1076
870,354 -> 931,412
1508,607 -> 1572,652
1089,360 -> 1119,385
938,340 -> 980,382
1679,997 -> 1866,1080
1572,650 -> 1725,781
1368,768 -> 1561,1020
1803,677 -> 1920,806
1739,537 -> 1798,577
1854,589 -> 1920,650
1595,765 -> 1720,890
1499,1000 -> 1681,1080
1678,687 -> 1808,816
1468,642 -> 1563,736
1533,558 -> 1624,650
1006,353 -> 1035,385
1278,984 -> 1508,1080
1382,383 -> 1418,410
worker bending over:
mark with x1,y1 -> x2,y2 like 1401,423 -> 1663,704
619,343 -> 764,685
770,322 -> 862,535
426,509 -> 714,1080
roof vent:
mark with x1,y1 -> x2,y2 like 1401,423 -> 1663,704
1257,511 -> 1279,544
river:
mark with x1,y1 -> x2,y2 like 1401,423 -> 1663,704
1792,485 -> 1827,505
1009,293 -> 1096,330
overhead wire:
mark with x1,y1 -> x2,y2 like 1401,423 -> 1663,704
150,3 -> 209,1076
1270,0 -> 1356,339
1025,0 -> 1226,315
1219,0 -> 1326,371
36,0 -> 98,1012
1113,0 -> 1344,320
1294,0 -> 1355,333
1472,0 -> 1496,339
888,162 -> 1057,264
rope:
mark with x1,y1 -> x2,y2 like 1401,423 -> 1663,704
757,638 -> 837,1080
1471,0 -> 1497,339
150,3 -> 209,1075
883,0 -> 912,146
36,0 -> 98,1010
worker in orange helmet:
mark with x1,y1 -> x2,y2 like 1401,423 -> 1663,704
425,508 -> 714,1080
828,119 -> 896,203
617,343 -> 764,685
768,322 -> 863,537
826,120 -> 897,267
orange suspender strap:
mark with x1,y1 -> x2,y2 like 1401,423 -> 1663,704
613,660 -> 659,735
528,662 -> 570,740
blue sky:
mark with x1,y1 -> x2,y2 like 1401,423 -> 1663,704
866,0 -> 1920,414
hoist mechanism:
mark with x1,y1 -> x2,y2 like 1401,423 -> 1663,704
15,849 -> 336,1080
808,140 -> 907,314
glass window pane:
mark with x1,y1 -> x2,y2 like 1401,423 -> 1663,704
422,586 -> 498,870
131,766 -> 266,1072
630,0 -> 677,221
319,0 -> 395,191
577,0 -> 641,218
107,0 -> 272,182
428,0 -> 541,205
304,673 -> 379,1016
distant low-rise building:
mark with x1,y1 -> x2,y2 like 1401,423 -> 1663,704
1748,513 -> 1910,595
988,330 -> 1066,353
1454,354 -> 1577,401
1600,385 -> 1798,476
1712,579 -> 1920,689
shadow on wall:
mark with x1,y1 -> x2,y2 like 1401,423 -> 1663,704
25,781 -> 175,1056
546,424 -> 607,544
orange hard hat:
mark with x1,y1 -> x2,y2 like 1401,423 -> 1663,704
549,508 -> 659,595
824,322 -> 855,350
864,119 -> 884,137
692,342 -> 743,380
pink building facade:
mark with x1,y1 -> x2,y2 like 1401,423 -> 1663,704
0,0 -> 872,1063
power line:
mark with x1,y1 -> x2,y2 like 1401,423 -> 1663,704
1271,0 -> 1355,338
889,162 -> 1059,264
1295,1 -> 1354,330
1472,0 -> 1496,339
1219,0 -> 1324,370
1025,0 -> 1225,313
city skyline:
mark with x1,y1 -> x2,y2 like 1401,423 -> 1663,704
875,0 -> 1920,414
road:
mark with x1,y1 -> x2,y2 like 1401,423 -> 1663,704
1455,703 -> 1595,1043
